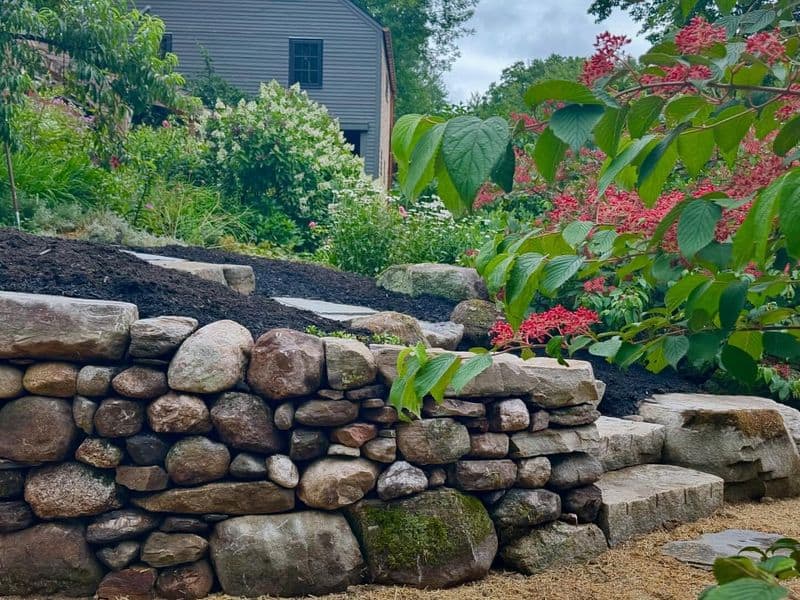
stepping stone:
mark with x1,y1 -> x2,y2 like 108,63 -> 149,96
123,251 -> 255,295
596,464 -> 724,547
596,416 -> 665,471
662,529 -> 784,569
272,297 -> 378,322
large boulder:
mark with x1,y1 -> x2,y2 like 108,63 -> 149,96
596,416 -> 666,471
211,512 -> 364,597
0,523 -> 104,596
168,320 -> 253,394
246,328 -> 324,401
324,337 -> 377,389
640,393 -> 800,499
500,520 -> 608,575
350,312 -> 428,345
132,481 -> 294,515
210,392 -> 282,453
297,458 -> 380,509
0,396 -> 78,462
450,299 -> 503,347
0,292 -> 138,361
397,418 -> 471,465
377,263 -> 488,302
345,488 -> 497,588
25,462 -> 122,519
129,316 -> 198,358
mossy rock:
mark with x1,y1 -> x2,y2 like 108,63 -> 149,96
345,487 -> 497,588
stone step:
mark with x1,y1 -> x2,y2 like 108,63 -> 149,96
596,464 -> 724,547
124,251 -> 255,295
596,416 -> 665,471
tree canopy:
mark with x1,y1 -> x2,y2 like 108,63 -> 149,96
351,0 -> 479,115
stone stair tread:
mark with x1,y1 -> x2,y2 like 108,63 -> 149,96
597,464 -> 724,547
596,416 -> 665,471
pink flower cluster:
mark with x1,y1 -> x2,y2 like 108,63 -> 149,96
675,17 -> 727,55
640,64 -> 713,96
746,30 -> 786,65
583,277 -> 610,294
581,32 -> 631,86
489,306 -> 600,347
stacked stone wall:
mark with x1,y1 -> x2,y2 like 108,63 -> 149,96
0,291 -> 610,598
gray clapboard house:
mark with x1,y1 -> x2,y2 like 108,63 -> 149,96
144,0 -> 396,186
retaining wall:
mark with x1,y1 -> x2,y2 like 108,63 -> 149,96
0,291 -> 610,599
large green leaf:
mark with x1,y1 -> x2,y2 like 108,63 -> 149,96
505,253 -> 545,329
524,80 -> 601,107
540,255 -> 585,296
665,274 -> 710,312
720,344 -> 759,384
450,353 -> 493,393
391,114 -> 441,170
681,0 -> 700,16
414,353 -> 461,403
764,332 -> 800,361
628,96 -> 665,138
677,199 -> 722,258
491,142 -> 516,193
593,107 -> 627,156
549,104 -> 606,151
589,336 -> 622,358
713,106 -> 756,154
678,128 -> 715,177
719,281 -> 749,330
699,578 -> 788,600
403,123 -> 445,200
732,173 -> 783,268
665,96 -> 710,125
729,330 -> 764,361
483,253 -> 515,296
778,170 -> 800,260
534,127 -> 568,182
441,116 -> 511,211
562,221 -> 594,247
638,138 -> 679,206
687,331 -> 726,367
664,335 -> 690,368
598,135 -> 655,196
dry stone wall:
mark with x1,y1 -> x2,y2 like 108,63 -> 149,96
0,291 -> 612,599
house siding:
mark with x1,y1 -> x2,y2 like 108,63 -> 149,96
145,0 -> 388,179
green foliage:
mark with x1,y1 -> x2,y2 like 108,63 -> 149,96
186,47 -> 249,108
701,537 -> 800,599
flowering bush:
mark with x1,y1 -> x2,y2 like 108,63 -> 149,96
201,81 -> 384,249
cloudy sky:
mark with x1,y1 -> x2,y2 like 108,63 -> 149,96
444,1 -> 651,102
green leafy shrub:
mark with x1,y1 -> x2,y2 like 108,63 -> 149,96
186,48 -> 250,108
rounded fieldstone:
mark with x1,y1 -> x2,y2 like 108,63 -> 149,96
265,454 -> 299,488
230,453 -> 268,480
246,329 -> 324,401
96,566 -> 157,600
397,418 -> 471,465
76,365 -> 116,397
377,461 -> 427,500
22,362 -> 78,397
73,396 -> 98,435
297,458 -> 380,510
86,508 -> 160,544
490,489 -> 561,543
210,392 -> 282,453
517,457 -> 552,488
0,470 -> 24,499
274,402 -> 294,430
147,392 -> 212,434
112,366 -> 169,400
0,500 -> 33,532
295,400 -> 359,427
96,541 -> 140,571
116,465 -> 169,491
468,432 -> 510,458
166,437 -> 231,486
348,312 -> 427,345
548,453 -> 603,491
0,396 -> 78,462
363,437 -> 397,463
332,422 -> 378,448
126,432 -> 170,466
289,429 -> 329,462
141,531 -> 208,568
329,443 -> 361,457
448,459 -> 518,492
25,462 -> 122,519
323,337 -> 377,390
156,559 -> 214,600
130,316 -> 199,358
94,398 -> 144,438
488,399 -> 530,432
450,299 -> 504,346
75,438 -> 123,469
0,364 -> 23,399
168,320 -> 253,394
549,403 -> 602,427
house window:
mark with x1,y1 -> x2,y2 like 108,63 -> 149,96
290,39 -> 323,88
343,130 -> 362,156
160,33 -> 173,57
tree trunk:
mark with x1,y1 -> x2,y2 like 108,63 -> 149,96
3,141 -> 21,230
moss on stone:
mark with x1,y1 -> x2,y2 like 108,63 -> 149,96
685,409 -> 786,440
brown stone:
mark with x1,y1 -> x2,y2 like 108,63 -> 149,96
25,462 -> 122,518
246,328 -> 325,401
0,364 -> 23,399
450,299 -> 504,346
94,398 -> 144,438
75,438 -> 124,468
112,366 -> 169,400
295,399 -> 359,427
488,399 -> 531,432
331,422 -> 378,447
297,458 -> 380,510
132,481 -> 295,515
549,403 -> 601,427
346,384 -> 387,401
96,566 -> 157,600
156,559 -> 214,600
423,397 -> 486,418
230,452 -> 268,479
0,523 -> 104,596
447,459 -> 518,491
348,311 -> 427,345
165,437 -> 230,486
562,484 -> 603,524
87,509 -> 160,544
361,406 -> 399,424
160,516 -> 209,534
141,532 -> 208,567
147,392 -> 212,434
0,396 -> 78,462
210,392 -> 282,453
548,453 -> 603,491
77,365 -> 116,397
126,433 -> 169,466
516,456 -> 552,488
0,500 -> 33,532
130,316 -> 199,358
0,292 -> 137,361
468,432 -> 510,458
274,402 -> 295,430
116,465 -> 169,491
363,437 -> 396,463
73,396 -> 98,434
397,418 -> 471,465
323,337 -> 378,390
289,429 -> 329,462
96,541 -> 140,571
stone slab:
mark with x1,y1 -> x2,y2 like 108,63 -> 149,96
597,464 -> 724,546
509,425 -> 600,458
596,416 -> 666,471
272,297 -> 378,321
662,529 -> 785,569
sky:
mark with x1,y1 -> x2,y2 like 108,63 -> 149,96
444,1 -> 652,102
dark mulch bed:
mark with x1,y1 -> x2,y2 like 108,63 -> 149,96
134,244 -> 458,323
0,228 -> 699,416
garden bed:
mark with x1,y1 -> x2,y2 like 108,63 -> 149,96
0,228 -> 698,416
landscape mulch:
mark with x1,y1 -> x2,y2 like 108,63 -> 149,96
0,228 -> 698,416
